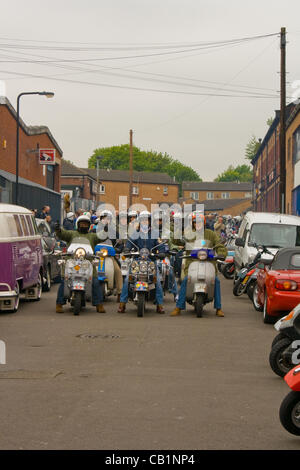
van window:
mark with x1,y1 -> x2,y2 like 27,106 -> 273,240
248,223 -> 300,248
26,215 -> 35,236
13,215 -> 23,236
19,215 -> 29,236
0,214 -> 21,238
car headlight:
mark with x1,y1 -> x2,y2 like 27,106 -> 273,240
99,248 -> 108,258
131,261 -> 139,273
197,250 -> 207,260
75,248 -> 86,259
139,261 -> 148,273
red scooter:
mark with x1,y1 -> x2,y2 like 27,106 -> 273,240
279,363 -> 300,435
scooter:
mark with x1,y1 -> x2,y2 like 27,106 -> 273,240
279,364 -> 300,435
217,248 -> 235,280
269,304 -> 300,377
58,238 -> 99,315
94,243 -> 117,299
124,242 -> 167,317
182,247 -> 225,318
233,245 -> 274,297
156,242 -> 171,294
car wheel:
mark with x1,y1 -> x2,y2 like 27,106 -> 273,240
263,292 -> 276,324
252,283 -> 263,312
42,265 -> 51,292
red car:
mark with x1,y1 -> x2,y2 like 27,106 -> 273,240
254,247 -> 300,324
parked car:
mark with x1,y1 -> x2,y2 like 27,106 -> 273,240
254,247 -> 300,324
35,218 -> 61,291
234,212 -> 300,273
0,203 -> 43,312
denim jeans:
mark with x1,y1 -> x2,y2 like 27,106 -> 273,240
168,265 -> 178,296
56,277 -> 103,306
120,266 -> 164,305
176,275 -> 221,310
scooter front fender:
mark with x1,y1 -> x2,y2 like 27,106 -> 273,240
284,365 -> 300,391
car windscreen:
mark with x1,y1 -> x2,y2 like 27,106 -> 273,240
248,223 -> 300,248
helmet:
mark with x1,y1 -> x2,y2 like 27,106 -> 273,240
66,211 -> 74,219
189,211 -> 206,224
139,210 -> 151,221
76,214 -> 91,232
128,209 -> 138,218
99,209 -> 113,219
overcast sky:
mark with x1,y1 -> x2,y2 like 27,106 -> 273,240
1,0 -> 300,180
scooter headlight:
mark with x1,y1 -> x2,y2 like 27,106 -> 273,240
197,250 -> 207,260
75,248 -> 86,259
140,248 -> 149,260
139,261 -> 148,273
131,261 -> 139,273
99,248 -> 108,258
149,261 -> 155,273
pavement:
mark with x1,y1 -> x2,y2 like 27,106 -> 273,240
0,277 -> 299,450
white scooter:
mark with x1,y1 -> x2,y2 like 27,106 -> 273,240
182,246 -> 224,317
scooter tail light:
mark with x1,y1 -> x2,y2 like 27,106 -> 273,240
275,280 -> 298,291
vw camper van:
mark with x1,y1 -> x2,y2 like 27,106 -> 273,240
0,204 -> 43,312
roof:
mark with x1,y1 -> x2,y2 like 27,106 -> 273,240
243,211 -> 300,225
197,198 -> 252,211
0,96 -> 63,156
0,168 -> 60,196
182,181 -> 253,191
61,160 -> 88,177
0,203 -> 32,214
82,168 -> 178,185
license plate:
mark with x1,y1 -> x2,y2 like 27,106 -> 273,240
135,282 -> 148,291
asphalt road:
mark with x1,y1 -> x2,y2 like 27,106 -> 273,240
0,277 -> 299,450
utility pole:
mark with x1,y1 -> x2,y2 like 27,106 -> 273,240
279,26 -> 286,214
129,129 -> 133,208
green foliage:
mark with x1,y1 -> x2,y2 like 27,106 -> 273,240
215,164 -> 253,183
245,135 -> 261,161
88,144 -> 201,184
267,117 -> 274,127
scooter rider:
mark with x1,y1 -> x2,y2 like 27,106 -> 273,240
96,209 -> 123,301
55,214 -> 106,313
170,211 -> 227,317
118,210 -> 165,314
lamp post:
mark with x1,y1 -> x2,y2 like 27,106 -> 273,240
15,91 -> 54,205
96,155 -> 104,206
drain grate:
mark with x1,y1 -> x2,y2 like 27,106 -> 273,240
76,333 -> 120,339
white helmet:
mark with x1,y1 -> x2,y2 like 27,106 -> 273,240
128,209 -> 138,218
139,210 -> 151,220
75,214 -> 91,230
66,211 -> 74,219
99,209 -> 113,219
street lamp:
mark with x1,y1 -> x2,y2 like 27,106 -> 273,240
15,91 -> 55,205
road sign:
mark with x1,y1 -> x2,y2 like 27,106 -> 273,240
39,148 -> 55,165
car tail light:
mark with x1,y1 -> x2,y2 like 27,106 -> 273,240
275,280 -> 298,291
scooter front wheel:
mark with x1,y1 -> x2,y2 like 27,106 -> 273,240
280,391 -> 300,435
73,291 -> 82,316
233,279 -> 246,296
195,293 -> 204,318
137,292 -> 145,317
269,338 -> 293,377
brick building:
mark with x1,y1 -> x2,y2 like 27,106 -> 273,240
182,181 -> 253,202
286,102 -> 300,215
60,160 -> 97,213
0,96 -> 63,220
82,168 -> 179,212
252,103 -> 295,213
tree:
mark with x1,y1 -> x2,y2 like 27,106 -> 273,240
215,164 -> 253,182
88,144 -> 201,184
245,135 -> 261,161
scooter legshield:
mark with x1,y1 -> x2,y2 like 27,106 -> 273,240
186,261 -> 215,302
284,365 -> 300,392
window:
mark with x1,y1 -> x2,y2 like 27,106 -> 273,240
288,137 -> 292,161
207,192 -> 214,199
293,127 -> 300,164
291,254 -> 300,267
163,186 -> 168,195
190,192 -> 199,200
13,215 -> 23,236
221,192 -> 230,199
25,215 -> 35,236
132,186 -> 139,195
248,223 -> 300,248
100,184 -> 105,194
19,215 -> 29,236
244,192 -> 252,198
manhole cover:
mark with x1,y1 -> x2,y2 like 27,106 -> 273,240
76,333 -> 120,340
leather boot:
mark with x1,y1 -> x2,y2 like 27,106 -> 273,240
216,309 -> 225,317
156,305 -> 165,314
170,307 -> 181,316
118,302 -> 126,313
96,304 -> 106,313
56,304 -> 64,313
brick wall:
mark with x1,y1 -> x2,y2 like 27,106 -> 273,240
183,189 -> 251,200
0,105 -> 62,192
